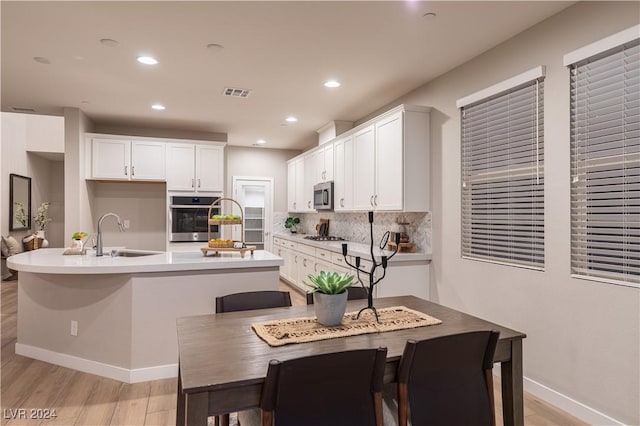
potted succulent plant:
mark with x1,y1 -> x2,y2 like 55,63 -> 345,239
304,271 -> 355,326
284,217 -> 300,233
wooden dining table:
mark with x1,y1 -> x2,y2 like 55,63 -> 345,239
176,295 -> 526,426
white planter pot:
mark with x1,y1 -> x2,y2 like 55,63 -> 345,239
314,291 -> 348,326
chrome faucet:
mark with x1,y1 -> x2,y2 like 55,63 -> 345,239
96,212 -> 125,256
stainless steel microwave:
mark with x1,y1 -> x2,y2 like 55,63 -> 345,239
313,181 -> 334,210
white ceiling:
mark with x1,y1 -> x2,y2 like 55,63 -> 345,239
1,1 -> 573,150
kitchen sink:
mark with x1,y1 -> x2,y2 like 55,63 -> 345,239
110,249 -> 163,257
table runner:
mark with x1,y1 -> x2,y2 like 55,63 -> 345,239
252,305 -> 442,347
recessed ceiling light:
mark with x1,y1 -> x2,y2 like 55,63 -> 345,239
324,80 -> 341,88
137,56 -> 158,65
151,104 -> 166,110
100,38 -> 119,47
33,57 -> 51,65
207,43 -> 224,51
285,116 -> 298,123
255,139 -> 267,145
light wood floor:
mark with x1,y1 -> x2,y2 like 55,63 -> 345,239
1,280 -> 588,426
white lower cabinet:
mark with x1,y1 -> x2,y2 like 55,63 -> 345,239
274,235 -> 430,300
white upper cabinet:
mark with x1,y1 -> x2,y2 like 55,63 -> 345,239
287,157 -> 307,212
286,104 -> 430,213
303,153 -> 315,211
334,135 -> 353,211
353,125 -> 376,210
195,145 -> 224,192
166,143 -> 224,192
314,143 -> 334,183
374,111 -> 403,210
90,137 -> 165,181
166,144 -> 196,190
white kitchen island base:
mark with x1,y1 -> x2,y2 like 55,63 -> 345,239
9,249 -> 283,383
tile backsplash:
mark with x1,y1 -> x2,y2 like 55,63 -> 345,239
274,211 -> 431,253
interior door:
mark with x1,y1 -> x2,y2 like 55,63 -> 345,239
232,177 -> 273,252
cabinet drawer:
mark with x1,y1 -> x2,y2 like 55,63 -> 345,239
316,248 -> 331,261
331,252 -> 351,267
286,240 -> 297,250
297,243 -> 315,256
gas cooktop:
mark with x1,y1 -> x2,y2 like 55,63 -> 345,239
304,236 -> 345,242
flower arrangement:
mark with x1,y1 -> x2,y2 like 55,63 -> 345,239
33,202 -> 52,231
14,202 -> 27,227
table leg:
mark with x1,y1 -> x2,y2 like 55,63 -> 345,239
185,392 -> 209,426
501,339 -> 524,426
176,366 -> 185,426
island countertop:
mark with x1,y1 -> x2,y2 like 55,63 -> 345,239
7,248 -> 283,275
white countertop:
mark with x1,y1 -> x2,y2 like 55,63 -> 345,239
273,232 -> 431,262
7,248 -> 283,275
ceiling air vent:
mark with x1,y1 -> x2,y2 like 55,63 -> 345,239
223,87 -> 252,98
12,107 -> 36,112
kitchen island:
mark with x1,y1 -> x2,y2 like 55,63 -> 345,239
7,248 -> 283,383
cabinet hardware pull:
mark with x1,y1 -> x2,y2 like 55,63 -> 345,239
124,166 -> 128,176
192,178 -> 195,188
370,195 -> 374,206
293,202 -> 296,209
198,179 -> 201,188
314,263 -> 318,272
374,195 -> 378,206
131,166 -> 135,176
303,259 -> 307,267
308,201 -> 311,208
340,198 -> 344,207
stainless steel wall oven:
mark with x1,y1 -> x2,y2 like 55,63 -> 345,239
169,195 -> 220,242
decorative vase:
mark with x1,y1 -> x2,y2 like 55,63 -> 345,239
314,291 -> 348,326
71,239 -> 84,251
36,230 -> 49,248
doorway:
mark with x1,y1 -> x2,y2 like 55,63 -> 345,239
232,177 -> 274,252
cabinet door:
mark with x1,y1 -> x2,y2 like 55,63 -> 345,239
131,140 -> 166,181
313,148 -> 324,184
303,154 -> 315,211
353,125 -> 376,210
323,143 -> 334,181
289,251 -> 300,285
294,158 -> 305,213
287,161 -> 297,212
196,145 -> 224,192
375,112 -> 403,210
92,138 -> 130,180
166,144 -> 196,191
334,136 -> 353,211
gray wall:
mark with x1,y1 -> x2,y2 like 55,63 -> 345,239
226,146 -> 301,212
381,2 -> 639,423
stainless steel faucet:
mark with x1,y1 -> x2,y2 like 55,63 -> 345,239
96,213 -> 125,256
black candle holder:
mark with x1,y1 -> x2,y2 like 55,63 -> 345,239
342,211 -> 400,322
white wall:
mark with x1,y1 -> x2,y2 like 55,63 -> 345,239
226,146 -> 301,212
379,2 -> 639,424
1,113 -> 65,247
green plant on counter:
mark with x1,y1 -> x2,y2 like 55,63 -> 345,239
304,271 -> 355,295
284,217 -> 300,233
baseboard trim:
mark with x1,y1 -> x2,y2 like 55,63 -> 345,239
15,343 -> 178,384
523,376 -> 625,426
493,365 -> 625,425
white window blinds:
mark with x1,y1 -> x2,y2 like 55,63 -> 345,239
569,38 -> 640,286
461,77 -> 545,268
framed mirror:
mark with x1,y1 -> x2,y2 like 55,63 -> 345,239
9,173 -> 31,231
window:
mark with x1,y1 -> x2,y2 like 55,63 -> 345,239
567,28 -> 639,286
458,67 -> 545,269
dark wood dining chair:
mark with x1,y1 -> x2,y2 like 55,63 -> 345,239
214,290 -> 292,426
239,347 -> 387,426
393,330 -> 500,426
305,286 -> 369,305
215,290 -> 292,313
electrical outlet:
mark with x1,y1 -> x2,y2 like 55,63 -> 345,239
123,219 -> 130,229
70,320 -> 78,336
